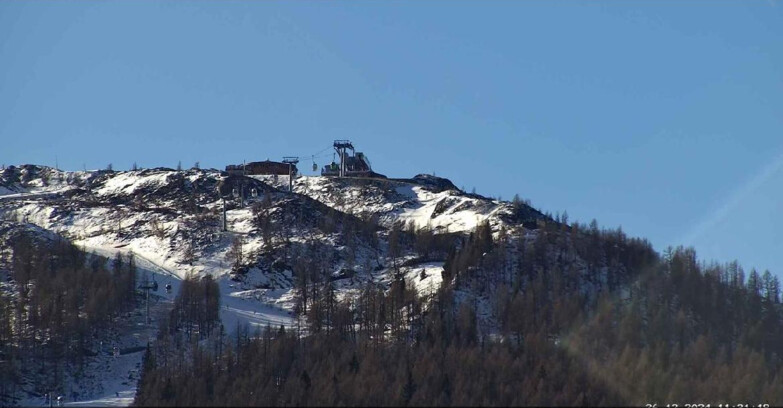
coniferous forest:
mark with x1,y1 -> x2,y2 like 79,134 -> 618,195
3,212 -> 783,406
132,218 -> 783,407
3,0 -> 781,406
0,227 -> 138,400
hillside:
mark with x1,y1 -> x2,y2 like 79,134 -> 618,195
2,164 -> 783,406
0,165 -> 548,305
0,165 -> 552,405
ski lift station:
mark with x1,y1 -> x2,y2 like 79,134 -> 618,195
224,140 -> 381,179
225,160 -> 298,177
320,140 -> 373,177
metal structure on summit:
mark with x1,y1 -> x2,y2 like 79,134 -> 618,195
282,156 -> 299,192
322,140 -> 373,177
221,140 -> 376,181
225,159 -> 297,176
333,140 -> 354,178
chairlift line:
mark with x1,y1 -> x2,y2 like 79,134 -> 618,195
288,145 -> 332,163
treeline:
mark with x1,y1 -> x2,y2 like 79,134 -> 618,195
163,273 -> 221,341
133,219 -> 650,406
0,232 -> 137,402
454,220 -> 783,404
134,281 -> 620,406
133,274 -> 223,406
135,216 -> 783,406
567,246 -> 783,404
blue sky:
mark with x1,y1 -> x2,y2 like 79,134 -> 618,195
2,1 -> 782,274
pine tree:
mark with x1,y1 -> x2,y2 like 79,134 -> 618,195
763,270 -> 780,303
127,252 -> 138,309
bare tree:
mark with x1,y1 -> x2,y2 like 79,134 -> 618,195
226,236 -> 244,272
182,239 -> 197,265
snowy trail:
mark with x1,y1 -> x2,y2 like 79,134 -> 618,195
221,304 -> 296,330
77,243 -> 295,327
38,245 -> 172,408
0,189 -> 69,201
49,243 -> 295,407
63,391 -> 134,407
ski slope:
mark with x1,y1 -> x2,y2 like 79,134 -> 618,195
15,244 -> 296,407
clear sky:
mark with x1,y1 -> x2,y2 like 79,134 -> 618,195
2,1 -> 782,274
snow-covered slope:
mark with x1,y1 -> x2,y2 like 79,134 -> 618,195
256,173 -> 547,234
0,166 -> 555,325
0,164 -> 559,406
2,167 -> 544,285
0,165 -> 88,198
0,166 -> 554,324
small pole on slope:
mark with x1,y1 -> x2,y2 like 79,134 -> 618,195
222,197 -> 227,231
241,162 -> 246,206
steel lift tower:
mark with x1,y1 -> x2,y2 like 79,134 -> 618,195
282,156 -> 299,192
333,140 -> 354,178
138,275 -> 158,325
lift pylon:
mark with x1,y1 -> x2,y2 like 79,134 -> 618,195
282,156 -> 299,192
333,140 -> 354,177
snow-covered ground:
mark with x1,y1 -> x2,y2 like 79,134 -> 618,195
12,242 -> 297,407
83,243 -> 298,330
0,167 -> 89,197
3,167 -> 543,406
0,189 -> 70,201
14,249 -> 164,407
255,174 -> 519,235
